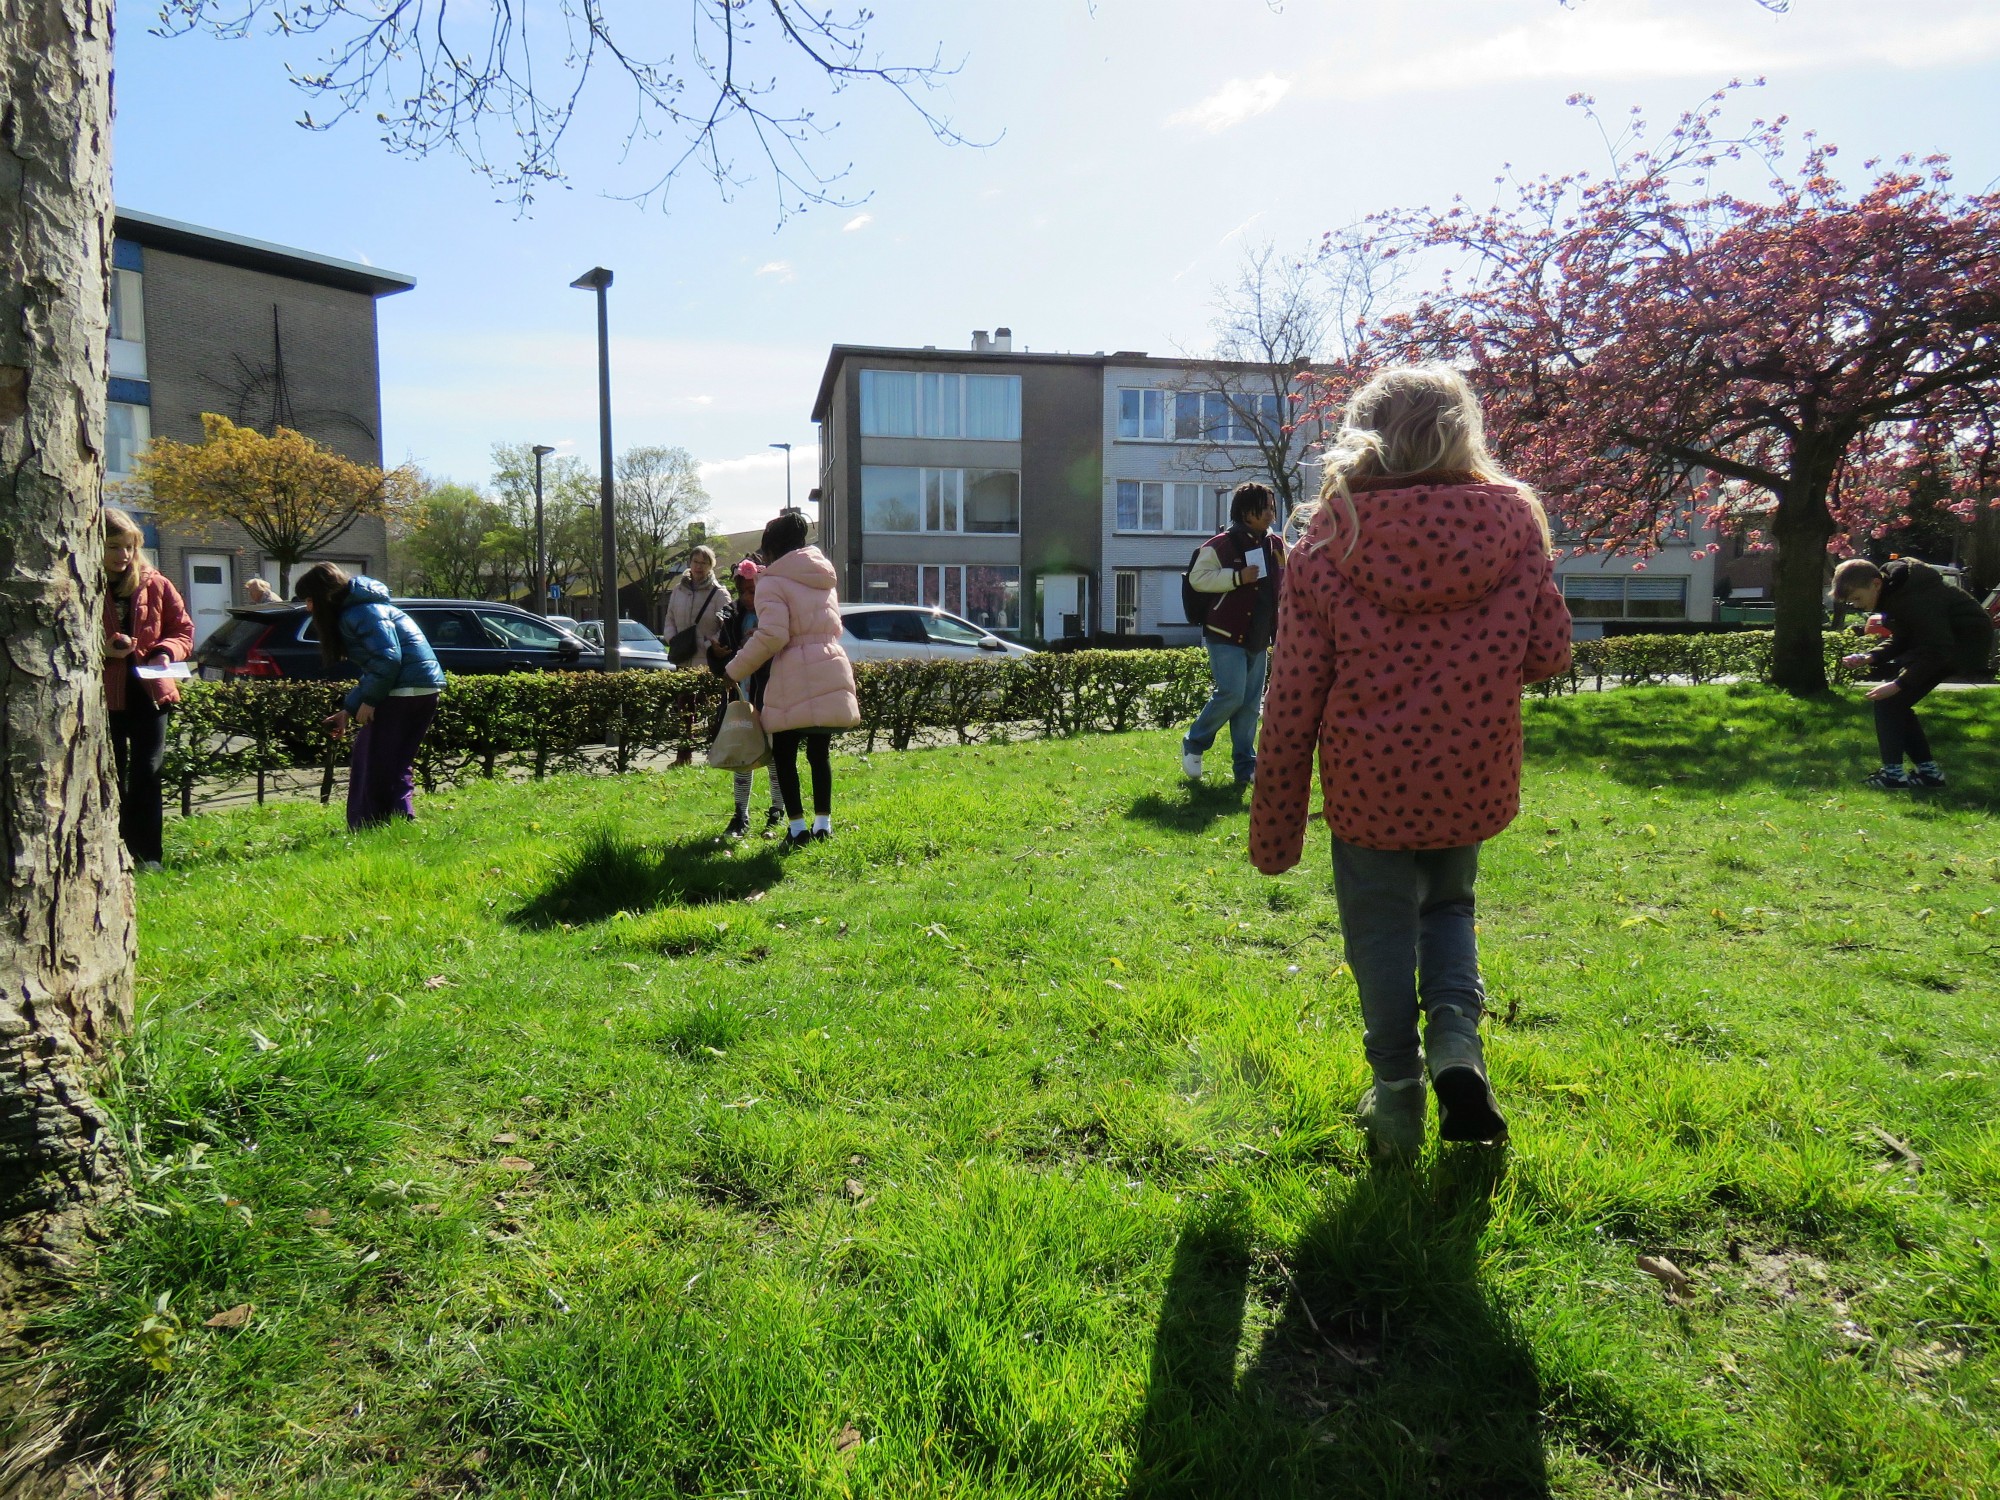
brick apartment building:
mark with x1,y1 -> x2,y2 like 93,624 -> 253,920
811,330 -> 1302,645
105,208 -> 414,641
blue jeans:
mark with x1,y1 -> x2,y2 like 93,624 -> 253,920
1330,839 -> 1485,1083
1182,641 -> 1268,781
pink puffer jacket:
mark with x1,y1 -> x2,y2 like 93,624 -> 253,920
726,546 -> 860,734
1249,474 -> 1572,868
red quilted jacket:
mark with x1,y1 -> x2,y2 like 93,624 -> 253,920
103,569 -> 195,710
1249,474 -> 1572,869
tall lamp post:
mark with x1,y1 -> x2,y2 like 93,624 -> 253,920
530,443 -> 555,616
570,266 -> 619,671
769,441 -> 793,513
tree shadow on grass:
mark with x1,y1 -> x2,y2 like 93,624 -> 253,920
1127,782 -> 1250,835
1127,1151 -> 1546,1499
1525,685 -> 2000,810
510,827 -> 784,928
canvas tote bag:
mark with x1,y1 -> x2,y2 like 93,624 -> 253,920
706,683 -> 770,770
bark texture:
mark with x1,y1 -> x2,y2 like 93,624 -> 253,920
0,0 -> 132,1265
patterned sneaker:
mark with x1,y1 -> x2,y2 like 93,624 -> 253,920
1864,766 -> 1913,790
1910,762 -> 1947,789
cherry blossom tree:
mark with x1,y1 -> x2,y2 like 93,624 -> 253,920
1372,88 -> 2000,693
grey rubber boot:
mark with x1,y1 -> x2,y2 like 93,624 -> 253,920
1426,1009 -> 1508,1144
1356,1077 -> 1427,1165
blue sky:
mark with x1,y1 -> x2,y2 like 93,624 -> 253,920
110,0 -> 2000,534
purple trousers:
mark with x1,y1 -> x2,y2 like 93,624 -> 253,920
348,694 -> 438,830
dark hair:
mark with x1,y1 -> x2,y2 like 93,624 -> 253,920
1230,481 -> 1277,525
292,561 -> 352,666
760,509 -> 810,562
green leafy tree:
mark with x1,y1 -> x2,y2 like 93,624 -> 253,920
398,478 -> 502,598
617,445 -> 711,626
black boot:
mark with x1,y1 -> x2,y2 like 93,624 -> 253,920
724,809 -> 750,839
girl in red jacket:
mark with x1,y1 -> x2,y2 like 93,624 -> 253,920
1249,366 -> 1572,1163
102,508 -> 195,871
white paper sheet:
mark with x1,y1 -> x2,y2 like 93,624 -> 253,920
134,661 -> 193,680
1240,546 -> 1266,581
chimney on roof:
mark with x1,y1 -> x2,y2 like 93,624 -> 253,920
992,327 -> 1013,353
971,329 -> 991,353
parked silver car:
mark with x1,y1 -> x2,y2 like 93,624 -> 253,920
574,617 -> 675,670
838,604 -> 1035,663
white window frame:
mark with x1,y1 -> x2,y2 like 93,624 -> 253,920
860,369 -> 1021,440
863,465 -> 1020,535
1113,480 -> 1219,536
1113,570 -> 1140,635
1117,386 -> 1284,445
105,400 -> 151,479
1559,574 -> 1690,621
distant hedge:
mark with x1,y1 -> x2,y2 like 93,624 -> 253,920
162,631 -> 1883,811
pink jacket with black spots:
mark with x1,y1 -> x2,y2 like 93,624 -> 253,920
1248,473 -> 1572,870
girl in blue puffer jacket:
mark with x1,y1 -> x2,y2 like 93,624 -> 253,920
294,563 -> 447,829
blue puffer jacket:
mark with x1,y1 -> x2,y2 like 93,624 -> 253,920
337,576 -> 446,712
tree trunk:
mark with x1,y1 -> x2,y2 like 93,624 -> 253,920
1768,465 -> 1838,696
276,558 -> 292,597
0,0 -> 133,1264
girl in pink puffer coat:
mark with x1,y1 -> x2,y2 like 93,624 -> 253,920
1249,365 -> 1572,1163
726,511 -> 860,847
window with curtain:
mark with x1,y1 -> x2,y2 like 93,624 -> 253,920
1115,480 -> 1211,534
964,376 -> 1020,439
106,402 -> 150,478
1117,388 -> 1170,440
860,370 -> 920,436
861,369 -> 1020,439
1560,574 -> 1688,620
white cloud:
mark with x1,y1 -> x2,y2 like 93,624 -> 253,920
698,445 -> 821,536
1315,2 -> 2000,99
755,260 -> 795,282
842,212 -> 874,232
1167,73 -> 1292,133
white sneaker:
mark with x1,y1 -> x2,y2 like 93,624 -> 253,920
1181,751 -> 1204,780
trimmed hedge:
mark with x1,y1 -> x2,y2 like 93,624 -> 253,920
162,631 -> 1876,810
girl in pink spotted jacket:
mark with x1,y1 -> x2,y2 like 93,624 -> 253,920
1249,365 -> 1572,1163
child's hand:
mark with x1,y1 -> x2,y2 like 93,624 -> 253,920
1865,681 -> 1901,701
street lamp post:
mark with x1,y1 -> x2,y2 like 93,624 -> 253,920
769,441 -> 793,513
570,266 -> 619,671
530,443 -> 555,616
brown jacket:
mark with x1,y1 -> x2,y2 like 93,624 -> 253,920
103,569 -> 195,711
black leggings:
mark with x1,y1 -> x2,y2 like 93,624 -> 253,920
770,729 -> 833,819
109,705 -> 170,863
1874,691 -> 1934,766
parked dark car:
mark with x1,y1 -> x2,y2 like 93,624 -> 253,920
196,599 -> 612,682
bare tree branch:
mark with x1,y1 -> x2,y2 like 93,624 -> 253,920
153,0 -> 995,218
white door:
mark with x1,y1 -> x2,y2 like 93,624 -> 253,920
1041,573 -> 1082,641
185,554 -> 233,644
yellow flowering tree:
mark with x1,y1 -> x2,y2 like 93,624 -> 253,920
138,413 -> 419,595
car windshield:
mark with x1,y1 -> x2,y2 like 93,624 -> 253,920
619,621 -> 663,645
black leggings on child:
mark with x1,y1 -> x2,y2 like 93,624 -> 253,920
1874,690 -> 1933,766
770,729 -> 833,819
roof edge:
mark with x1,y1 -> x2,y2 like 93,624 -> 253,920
113,207 -> 417,298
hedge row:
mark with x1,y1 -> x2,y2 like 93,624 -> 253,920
163,650 -> 1218,807
162,631 -> 1872,810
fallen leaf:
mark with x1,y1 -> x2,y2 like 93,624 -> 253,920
204,1303 -> 254,1330
422,975 -> 453,990
844,1178 -> 866,1199
490,1132 -> 519,1146
835,1423 -> 863,1455
1638,1254 -> 1692,1294
303,1208 -> 334,1227
497,1156 -> 535,1172
248,1028 -> 279,1053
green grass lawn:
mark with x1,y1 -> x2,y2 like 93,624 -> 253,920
41,687 -> 2000,1498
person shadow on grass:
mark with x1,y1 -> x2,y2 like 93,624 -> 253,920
1127,780 -> 1252,836
1126,1151 -> 1546,1499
